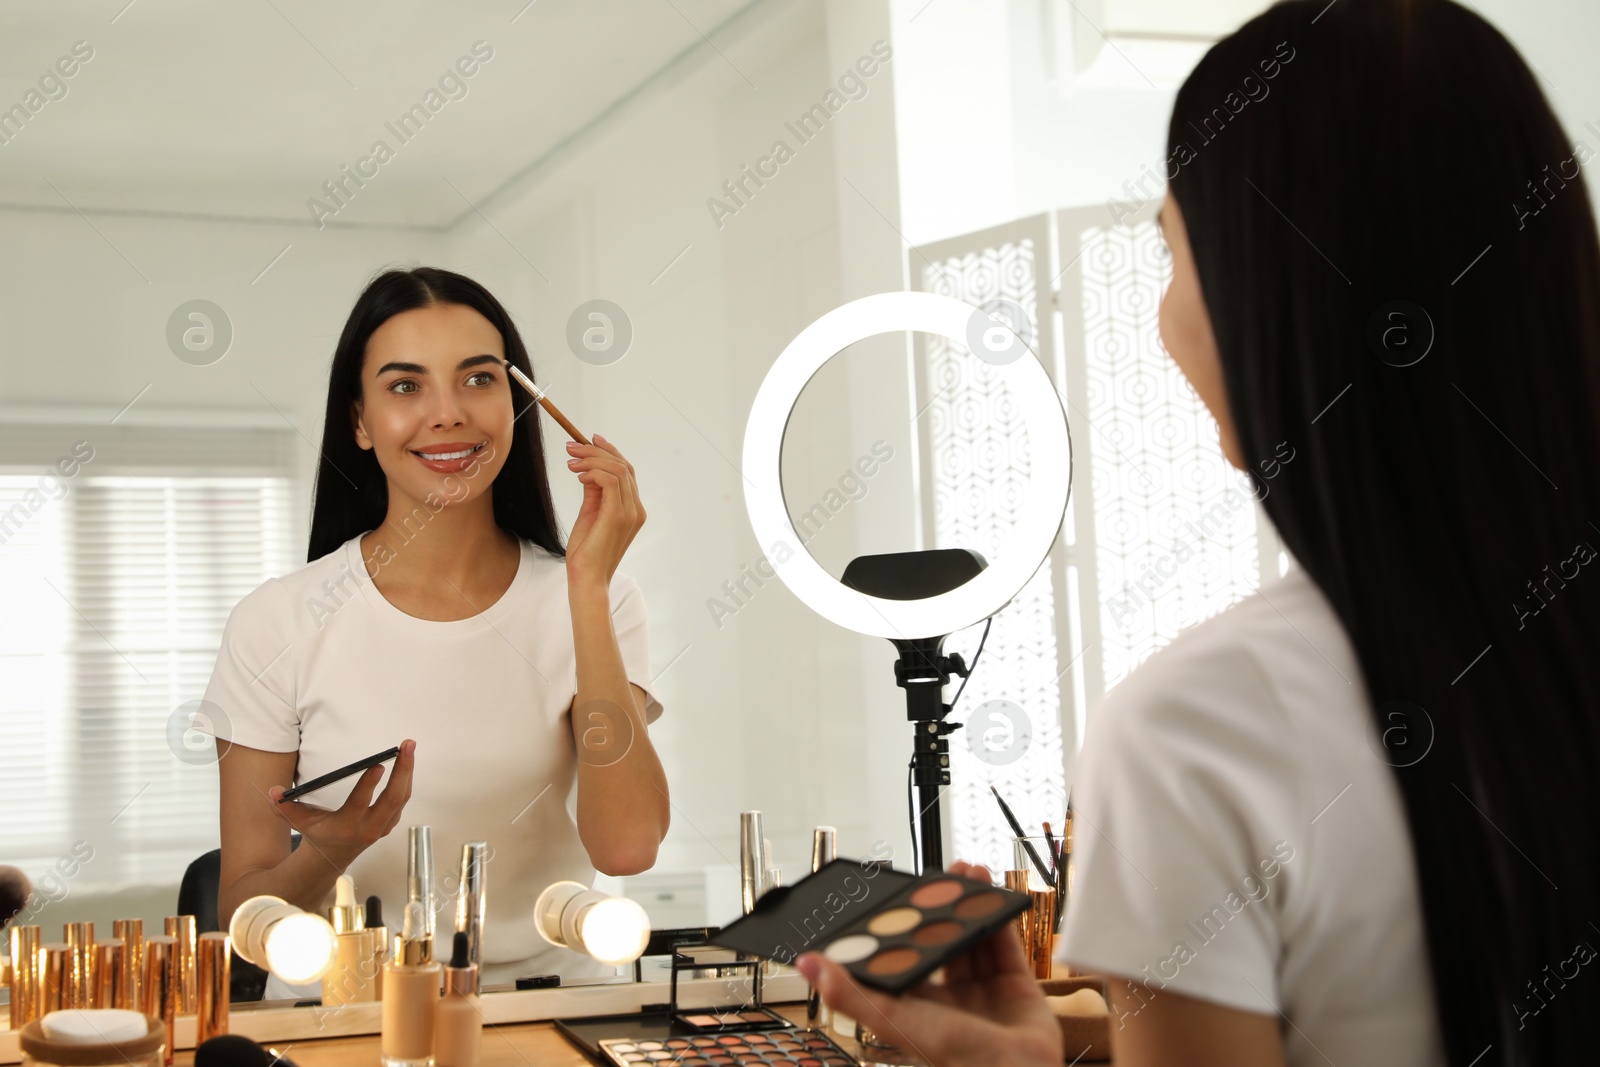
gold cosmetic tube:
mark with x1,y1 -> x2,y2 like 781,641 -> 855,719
144,935 -> 178,1067
94,939 -> 126,1010
1027,888 -> 1058,979
9,924 -> 41,1027
196,932 -> 230,1043
114,918 -> 145,1010
164,915 -> 197,1014
39,943 -> 70,1015
1005,869 -> 1033,964
63,921 -> 94,1009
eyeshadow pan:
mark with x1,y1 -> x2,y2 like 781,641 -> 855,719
910,878 -> 963,908
953,890 -> 1006,919
910,919 -> 962,946
867,906 -> 922,936
865,945 -> 922,976
823,933 -> 879,963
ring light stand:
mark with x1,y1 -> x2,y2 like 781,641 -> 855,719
742,292 -> 1072,875
841,548 -> 988,872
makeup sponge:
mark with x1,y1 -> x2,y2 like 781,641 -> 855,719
1041,977 -> 1112,1061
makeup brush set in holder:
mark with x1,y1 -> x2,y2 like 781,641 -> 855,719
990,786 -> 1072,979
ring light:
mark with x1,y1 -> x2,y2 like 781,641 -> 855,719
742,291 -> 1072,640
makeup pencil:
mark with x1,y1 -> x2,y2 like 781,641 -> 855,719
990,786 -> 1054,886
501,359 -> 591,446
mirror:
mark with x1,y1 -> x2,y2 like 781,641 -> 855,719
8,0 -> 1483,1012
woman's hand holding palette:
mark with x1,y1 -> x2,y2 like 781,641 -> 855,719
710,858 -> 1030,994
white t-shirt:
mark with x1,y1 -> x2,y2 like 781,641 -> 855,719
1061,563 -> 1445,1066
202,531 -> 663,989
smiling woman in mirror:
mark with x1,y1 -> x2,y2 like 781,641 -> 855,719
206,267 -> 669,993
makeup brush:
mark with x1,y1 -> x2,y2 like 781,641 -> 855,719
990,786 -> 1054,886
501,358 -> 591,446
0,866 -> 30,929
1043,820 -> 1060,873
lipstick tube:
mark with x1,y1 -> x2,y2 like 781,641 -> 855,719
38,943 -> 70,1015
144,935 -> 178,1067
63,921 -> 94,1008
114,918 -> 144,1010
197,932 -> 230,1042
455,841 -> 487,993
94,939 -> 126,1010
164,915 -> 197,1013
9,924 -> 41,1027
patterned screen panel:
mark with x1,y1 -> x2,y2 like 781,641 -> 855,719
917,229 -> 1069,878
1074,218 -> 1263,690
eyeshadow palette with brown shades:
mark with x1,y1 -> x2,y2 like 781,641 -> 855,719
709,857 -> 1030,993
599,1030 -> 856,1066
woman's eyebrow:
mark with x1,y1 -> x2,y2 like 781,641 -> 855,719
374,353 -> 502,376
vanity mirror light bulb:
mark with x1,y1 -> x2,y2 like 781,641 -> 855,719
267,914 -> 339,985
229,895 -> 337,985
534,881 -> 651,967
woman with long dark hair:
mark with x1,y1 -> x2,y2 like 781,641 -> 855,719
800,0 -> 1600,1063
205,267 -> 669,987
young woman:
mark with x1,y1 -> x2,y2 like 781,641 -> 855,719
206,267 -> 670,987
800,1 -> 1600,1063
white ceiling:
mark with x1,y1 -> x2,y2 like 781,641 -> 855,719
0,0 -> 760,229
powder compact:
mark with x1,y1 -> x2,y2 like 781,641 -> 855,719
709,857 -> 1030,994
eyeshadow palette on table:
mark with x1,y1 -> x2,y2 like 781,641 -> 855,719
557,939 -> 856,1066
709,857 -> 1031,994
599,1030 -> 856,1065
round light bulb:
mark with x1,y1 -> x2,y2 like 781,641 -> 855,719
578,896 -> 651,966
264,911 -> 338,984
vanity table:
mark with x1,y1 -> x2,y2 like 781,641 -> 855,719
173,999 -> 826,1066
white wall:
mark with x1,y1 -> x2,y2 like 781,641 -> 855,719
439,0 -> 921,889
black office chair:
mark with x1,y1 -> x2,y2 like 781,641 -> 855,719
178,835 -> 300,1002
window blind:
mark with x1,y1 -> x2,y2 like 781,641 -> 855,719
0,422 -> 298,893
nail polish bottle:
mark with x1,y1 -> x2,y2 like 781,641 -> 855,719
382,900 -> 440,1067
434,931 -> 482,1067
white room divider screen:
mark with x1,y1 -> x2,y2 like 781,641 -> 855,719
911,205 -> 1281,875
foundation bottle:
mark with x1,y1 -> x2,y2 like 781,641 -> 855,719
382,900 -> 440,1066
434,931 -> 482,1067
322,874 -> 374,1005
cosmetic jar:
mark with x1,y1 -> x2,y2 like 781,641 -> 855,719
19,1009 -> 165,1066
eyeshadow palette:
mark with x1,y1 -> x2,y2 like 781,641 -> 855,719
677,1007 -> 788,1032
709,857 -> 1030,994
598,1029 -> 855,1066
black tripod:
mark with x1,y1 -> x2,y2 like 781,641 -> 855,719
841,548 -> 990,875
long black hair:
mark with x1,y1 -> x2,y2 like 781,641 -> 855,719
1169,1 -> 1600,1062
306,267 -> 566,563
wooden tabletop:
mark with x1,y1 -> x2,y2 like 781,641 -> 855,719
173,1002 -> 832,1066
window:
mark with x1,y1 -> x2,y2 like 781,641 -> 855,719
0,422 -> 297,892
911,208 -> 1279,874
